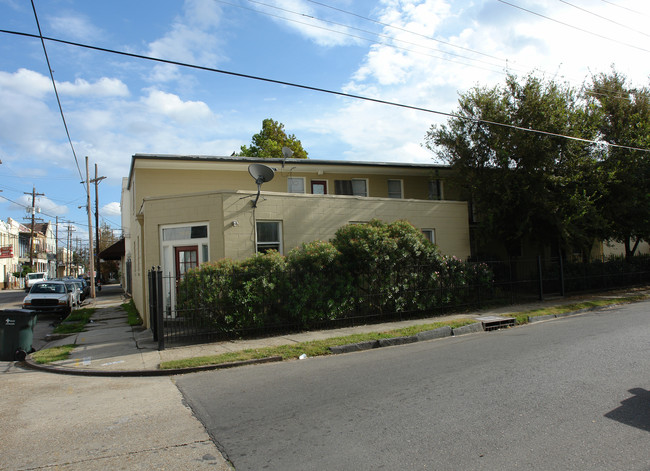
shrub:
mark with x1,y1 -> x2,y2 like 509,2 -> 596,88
285,240 -> 355,326
177,219 -> 495,337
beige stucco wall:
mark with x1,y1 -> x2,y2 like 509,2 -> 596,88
131,189 -> 470,327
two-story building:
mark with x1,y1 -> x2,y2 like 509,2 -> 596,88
122,154 -> 472,326
0,219 -> 20,289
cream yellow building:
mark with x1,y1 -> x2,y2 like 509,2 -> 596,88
122,154 -> 471,326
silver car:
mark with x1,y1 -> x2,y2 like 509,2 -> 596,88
23,281 -> 74,318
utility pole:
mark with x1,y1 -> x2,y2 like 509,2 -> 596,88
85,157 -> 96,299
90,163 -> 106,286
24,187 -> 44,271
55,216 -> 59,277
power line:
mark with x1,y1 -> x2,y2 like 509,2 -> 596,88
558,0 -> 650,39
1,28 -> 648,153
598,0 -> 649,17
233,0 -> 515,74
228,0 -> 635,101
29,0 -> 86,190
497,0 -> 650,54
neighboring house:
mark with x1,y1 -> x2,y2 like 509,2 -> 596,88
0,219 -> 19,289
122,154 -> 472,327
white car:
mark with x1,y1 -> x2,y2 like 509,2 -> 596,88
22,281 -> 74,318
24,272 -> 48,292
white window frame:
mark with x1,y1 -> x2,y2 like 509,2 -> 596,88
351,178 -> 368,197
387,179 -> 403,199
422,229 -> 436,244
287,177 -> 305,194
256,221 -> 283,254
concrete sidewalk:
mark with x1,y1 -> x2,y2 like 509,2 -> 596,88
22,284 -> 650,376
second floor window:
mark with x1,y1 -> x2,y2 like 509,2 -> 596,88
428,179 -> 442,200
288,177 -> 305,193
387,179 -> 403,198
335,179 -> 367,197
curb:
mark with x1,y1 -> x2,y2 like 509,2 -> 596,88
328,323 -> 480,355
22,355 -> 283,377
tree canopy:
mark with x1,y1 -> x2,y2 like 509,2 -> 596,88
425,73 -> 603,258
426,70 -> 650,260
237,118 -> 308,159
587,69 -> 650,259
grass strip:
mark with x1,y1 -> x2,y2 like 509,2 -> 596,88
30,344 -> 76,364
159,319 -> 476,370
53,308 -> 96,334
122,299 -> 143,326
509,295 -> 648,325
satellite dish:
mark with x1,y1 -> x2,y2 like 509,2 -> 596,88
248,163 -> 275,185
281,147 -> 293,167
248,163 -> 275,208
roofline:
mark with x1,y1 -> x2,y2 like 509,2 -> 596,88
127,154 -> 449,190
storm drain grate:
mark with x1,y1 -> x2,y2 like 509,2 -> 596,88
476,316 -> 516,331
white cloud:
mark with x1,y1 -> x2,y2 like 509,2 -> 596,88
11,195 -> 68,217
101,202 -> 121,218
146,0 -> 224,82
142,90 -> 213,123
261,0 -> 364,47
47,13 -> 103,41
0,69 -> 53,99
57,77 -> 130,97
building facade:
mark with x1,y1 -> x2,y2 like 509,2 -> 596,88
122,154 -> 473,327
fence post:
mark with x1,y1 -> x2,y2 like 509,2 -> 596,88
559,254 -> 565,297
148,268 -> 157,342
537,255 -> 544,301
156,266 -> 164,351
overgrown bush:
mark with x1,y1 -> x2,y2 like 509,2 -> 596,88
177,219 -> 495,335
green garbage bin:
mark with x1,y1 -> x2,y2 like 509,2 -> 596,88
0,309 -> 38,361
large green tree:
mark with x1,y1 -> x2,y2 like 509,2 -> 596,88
588,69 -> 650,259
425,73 -> 603,258
238,118 -> 308,159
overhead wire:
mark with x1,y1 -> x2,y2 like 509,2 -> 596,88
558,0 -> 650,38
497,0 -> 650,54
1,28 -> 649,154
598,0 -> 648,17
29,0 -> 86,192
236,0 -> 635,102
216,0 -> 512,76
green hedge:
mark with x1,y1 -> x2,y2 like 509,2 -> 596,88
177,219 -> 494,333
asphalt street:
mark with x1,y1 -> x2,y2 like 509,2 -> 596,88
176,300 -> 650,471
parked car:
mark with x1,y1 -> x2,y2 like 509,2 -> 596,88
24,272 -> 48,292
64,280 -> 82,307
75,278 -> 90,300
22,281 -> 74,318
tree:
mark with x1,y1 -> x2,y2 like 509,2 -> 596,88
425,73 -> 603,258
588,69 -> 650,259
237,118 -> 308,159
97,222 -> 120,281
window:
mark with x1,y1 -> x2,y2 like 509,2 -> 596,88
335,179 -> 367,196
387,179 -> 403,198
256,221 -> 282,254
311,180 -> 327,194
422,229 -> 436,244
428,180 -> 442,200
162,225 -> 207,241
288,177 -> 305,194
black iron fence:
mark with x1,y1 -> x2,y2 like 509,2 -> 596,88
148,255 -> 650,349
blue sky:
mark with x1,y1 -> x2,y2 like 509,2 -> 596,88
1,0 -> 649,245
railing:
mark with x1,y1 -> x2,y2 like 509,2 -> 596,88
148,255 -> 650,350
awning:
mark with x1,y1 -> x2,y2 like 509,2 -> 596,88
98,238 -> 125,260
